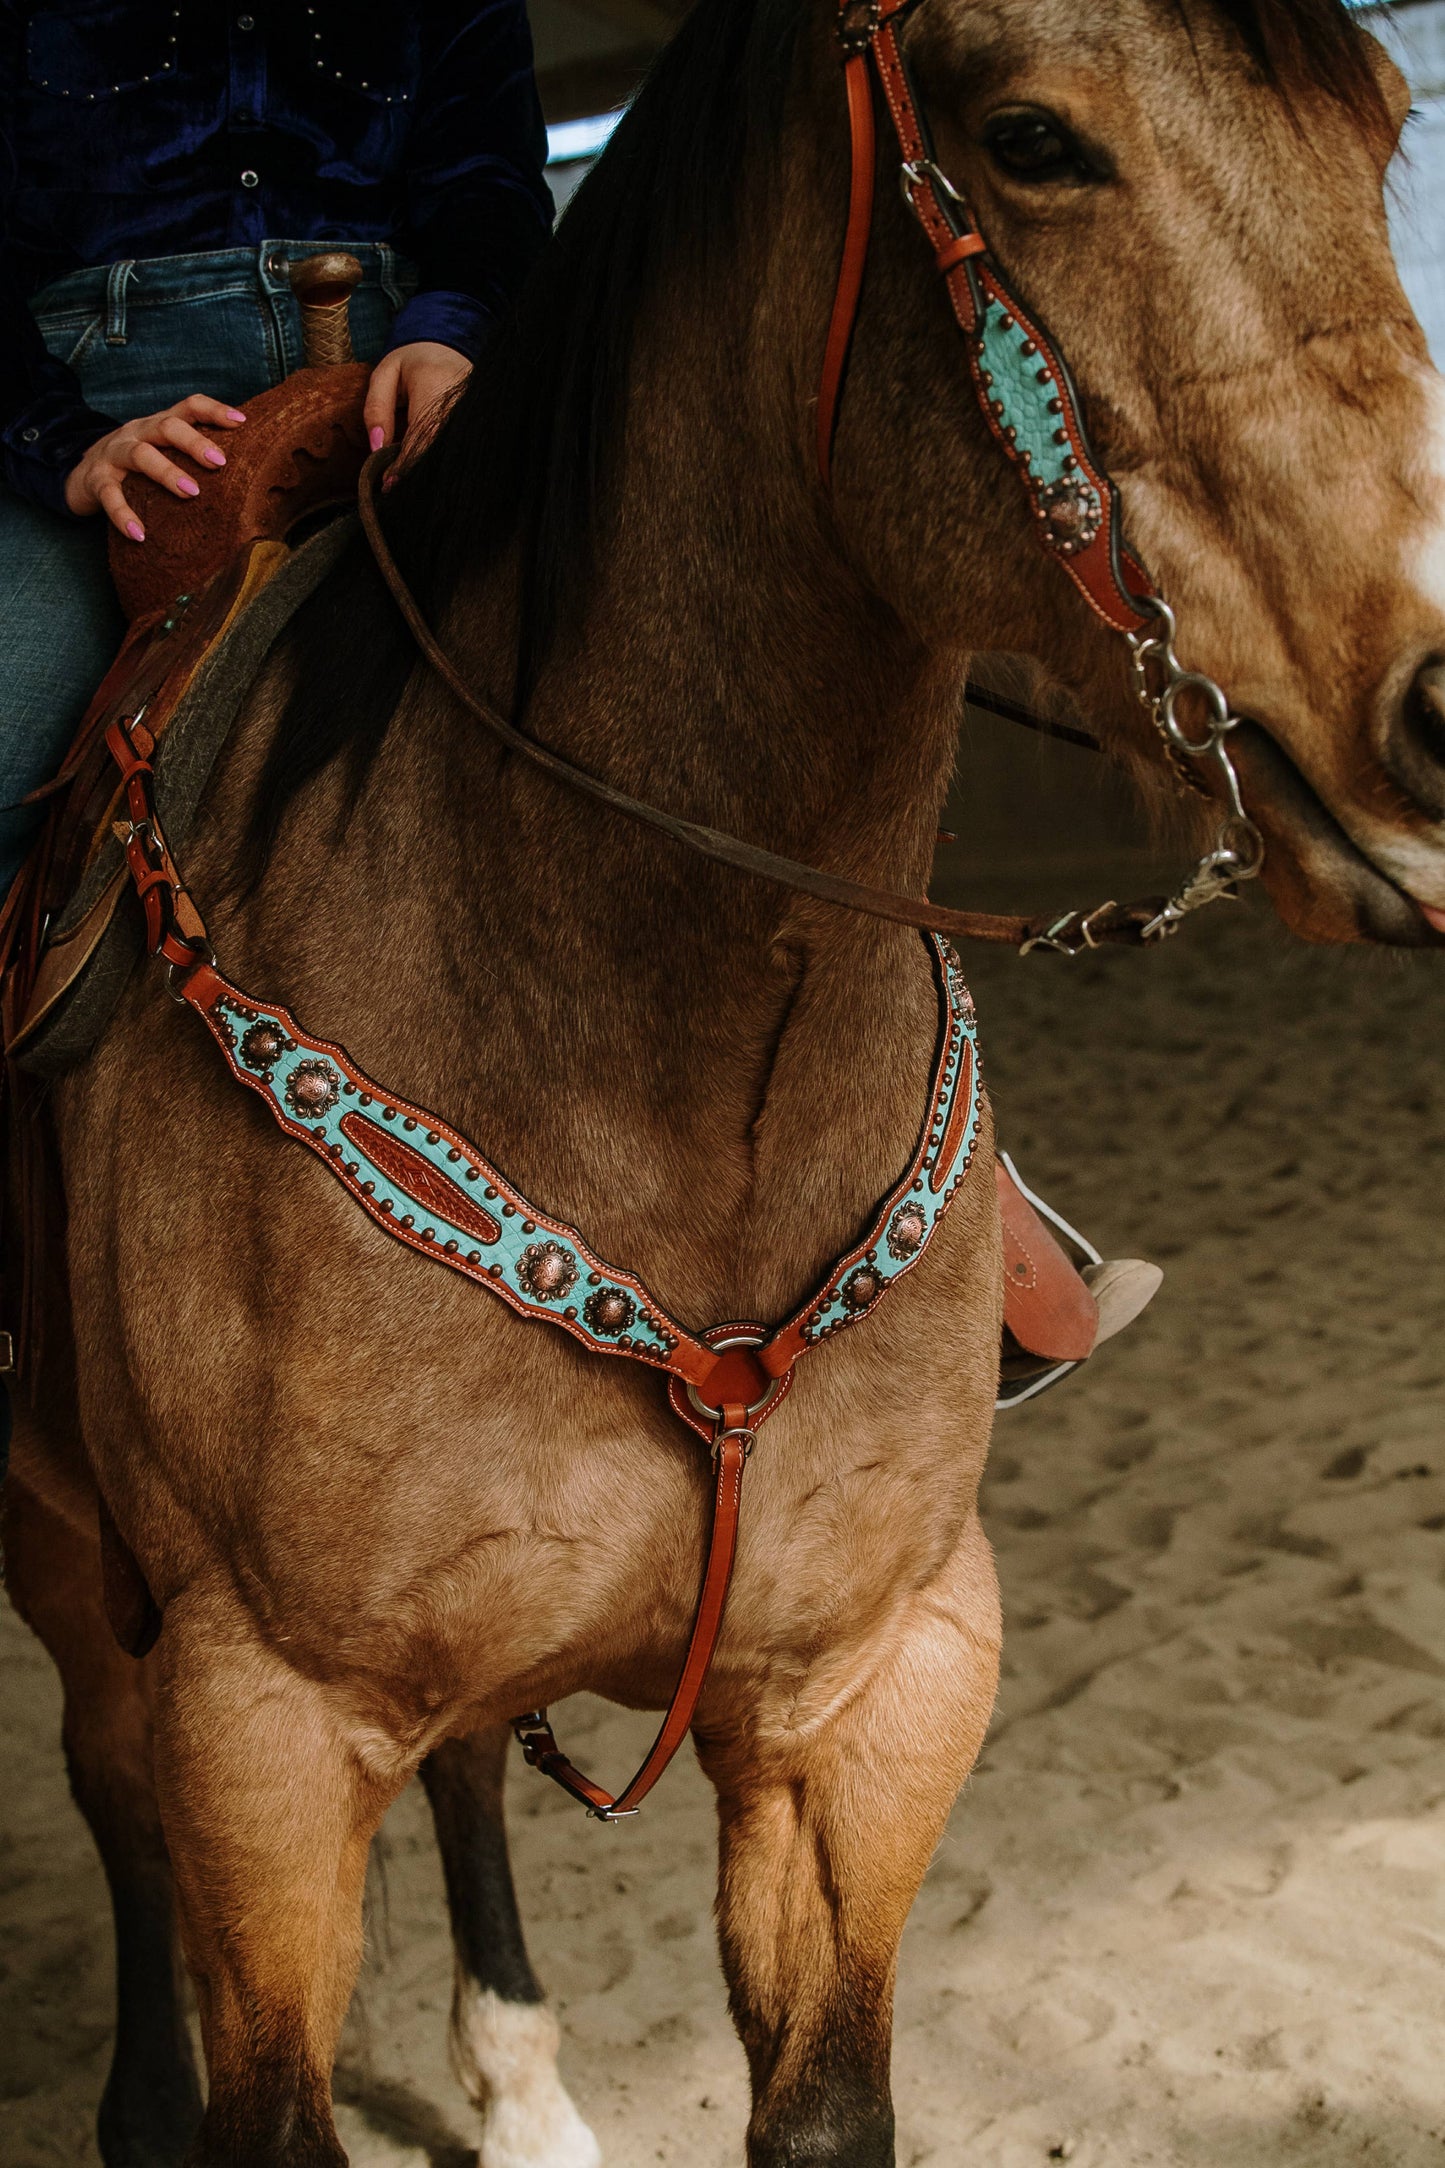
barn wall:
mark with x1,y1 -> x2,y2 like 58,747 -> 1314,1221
1371,0 -> 1445,358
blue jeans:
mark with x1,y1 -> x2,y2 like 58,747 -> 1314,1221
0,241 -> 413,887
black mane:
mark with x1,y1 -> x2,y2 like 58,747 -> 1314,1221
247,0 -> 1385,871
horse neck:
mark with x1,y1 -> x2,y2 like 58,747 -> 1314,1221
412,275 -> 967,1008
319,191 -> 975,1305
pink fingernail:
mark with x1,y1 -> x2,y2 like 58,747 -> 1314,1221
126,520 -> 145,542
204,446 -> 226,466
176,476 -> 200,497
226,409 -> 247,423
369,426 -> 385,452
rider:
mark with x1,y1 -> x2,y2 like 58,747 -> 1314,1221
0,1 -> 553,884
0,3 -> 1156,1406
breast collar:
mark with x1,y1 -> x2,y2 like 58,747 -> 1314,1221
104,693 -> 982,1819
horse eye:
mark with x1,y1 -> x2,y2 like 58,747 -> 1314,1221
983,109 -> 1092,185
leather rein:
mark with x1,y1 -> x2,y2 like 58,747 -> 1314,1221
355,0 -> 1267,962
356,460 -> 1163,954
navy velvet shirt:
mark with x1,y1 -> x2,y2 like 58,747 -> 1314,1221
1,1 -> 552,513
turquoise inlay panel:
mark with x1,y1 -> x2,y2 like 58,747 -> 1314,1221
978,295 -> 1084,494
203,927 -> 985,1385
798,937 -> 981,1343
212,997 -> 677,1364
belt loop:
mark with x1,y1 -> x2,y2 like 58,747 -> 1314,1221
378,243 -> 405,314
105,260 -> 136,346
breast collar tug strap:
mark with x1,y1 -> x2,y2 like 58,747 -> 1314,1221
820,0 -> 1156,637
103,711 -> 982,1817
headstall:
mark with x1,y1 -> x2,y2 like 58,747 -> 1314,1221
819,0 -> 1266,946
99,0 -> 1265,1817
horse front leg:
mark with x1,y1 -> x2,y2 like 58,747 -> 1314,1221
703,1511 -> 1001,2168
421,1729 -> 600,2168
2,1474 -> 204,2168
150,1607 -> 407,2168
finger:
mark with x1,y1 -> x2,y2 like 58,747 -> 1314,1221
157,416 -> 229,470
130,440 -> 202,499
178,394 -> 248,428
98,478 -> 144,543
364,358 -> 399,451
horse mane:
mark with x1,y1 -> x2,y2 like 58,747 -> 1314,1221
245,0 -> 1384,875
1187,0 -> 1391,127
245,0 -> 801,877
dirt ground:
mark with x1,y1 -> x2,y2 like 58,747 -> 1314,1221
3,823 -> 1444,2166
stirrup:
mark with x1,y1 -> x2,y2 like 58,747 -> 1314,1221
995,1153 -> 1161,1410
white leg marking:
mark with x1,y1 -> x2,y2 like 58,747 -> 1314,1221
448,1974 -> 602,2168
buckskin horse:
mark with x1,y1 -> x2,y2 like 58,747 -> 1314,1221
5,0 -> 1445,2163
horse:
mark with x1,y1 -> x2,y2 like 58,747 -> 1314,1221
5,0 -> 1444,2162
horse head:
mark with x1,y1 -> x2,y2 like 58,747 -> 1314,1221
818,0 -> 1445,945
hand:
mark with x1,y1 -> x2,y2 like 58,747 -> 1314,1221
63,395 -> 249,541
364,341 -> 472,469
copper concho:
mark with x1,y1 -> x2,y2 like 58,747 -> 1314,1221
886,1203 -> 928,1261
284,1059 -> 341,1119
840,1264 -> 884,1313
1037,477 -> 1101,557
517,1240 -> 579,1303
241,1021 -> 286,1070
583,1286 -> 636,1337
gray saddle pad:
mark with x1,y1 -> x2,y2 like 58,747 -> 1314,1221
16,516 -> 355,1079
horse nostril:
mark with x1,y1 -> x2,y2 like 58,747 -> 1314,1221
1386,657 -> 1445,822
1401,659 -> 1445,769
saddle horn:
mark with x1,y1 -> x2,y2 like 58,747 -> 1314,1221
287,251 -> 364,368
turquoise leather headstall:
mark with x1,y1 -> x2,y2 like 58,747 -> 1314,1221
819,0 -> 1154,634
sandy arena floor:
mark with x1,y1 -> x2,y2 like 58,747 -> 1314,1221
3,874 -> 1444,2167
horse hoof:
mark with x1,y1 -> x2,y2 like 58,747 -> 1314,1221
451,1984 -> 601,2168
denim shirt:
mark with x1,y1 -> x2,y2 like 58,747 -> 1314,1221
0,1 -> 553,514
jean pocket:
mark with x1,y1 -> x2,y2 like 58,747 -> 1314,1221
27,2 -> 180,100
35,311 -> 107,371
